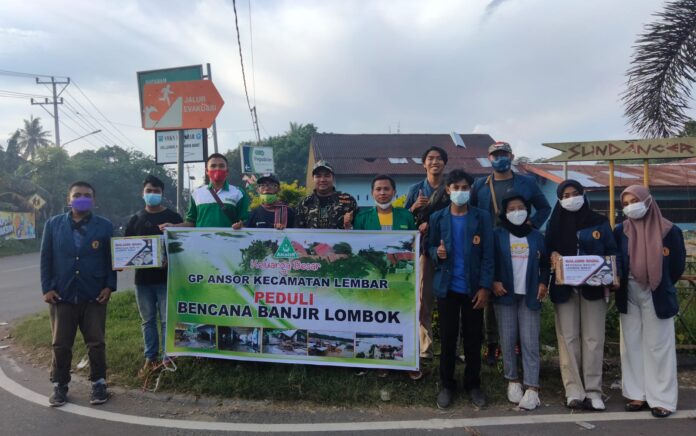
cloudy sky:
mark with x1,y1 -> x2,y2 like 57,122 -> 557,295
0,0 -> 689,166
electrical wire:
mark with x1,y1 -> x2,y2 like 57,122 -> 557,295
232,0 -> 261,143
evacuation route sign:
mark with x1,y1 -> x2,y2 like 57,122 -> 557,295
544,137 -> 696,162
142,80 -> 224,130
164,228 -> 420,370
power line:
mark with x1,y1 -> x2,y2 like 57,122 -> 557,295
31,76 -> 70,146
232,0 -> 261,143
62,94 -> 125,146
0,69 -> 68,79
248,0 -> 257,108
62,101 -> 120,146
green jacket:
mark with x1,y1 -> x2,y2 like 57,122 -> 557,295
354,207 -> 416,231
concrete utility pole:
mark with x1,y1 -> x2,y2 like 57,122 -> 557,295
31,76 -> 70,147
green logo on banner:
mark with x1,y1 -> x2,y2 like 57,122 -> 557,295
274,237 -> 298,259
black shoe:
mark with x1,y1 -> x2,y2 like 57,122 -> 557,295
48,384 -> 68,407
90,382 -> 109,405
566,398 -> 584,409
651,407 -> 672,418
436,388 -> 454,409
625,401 -> 648,412
469,387 -> 487,408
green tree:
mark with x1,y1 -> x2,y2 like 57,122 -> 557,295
623,0 -> 696,137
18,116 -> 52,160
333,242 -> 353,255
358,248 -> 389,279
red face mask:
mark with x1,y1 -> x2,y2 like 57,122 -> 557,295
208,169 -> 228,184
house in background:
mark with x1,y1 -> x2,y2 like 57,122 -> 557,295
306,133 -> 497,207
519,161 -> 696,230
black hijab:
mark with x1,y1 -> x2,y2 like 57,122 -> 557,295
546,179 -> 607,256
498,192 -> 534,238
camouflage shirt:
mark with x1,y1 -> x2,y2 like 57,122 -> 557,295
295,190 -> 358,229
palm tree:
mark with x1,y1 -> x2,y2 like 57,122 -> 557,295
622,0 -> 696,138
18,116 -> 52,160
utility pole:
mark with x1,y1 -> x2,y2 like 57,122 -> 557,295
31,76 -> 70,147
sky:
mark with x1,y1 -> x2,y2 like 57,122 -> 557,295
0,0 -> 691,172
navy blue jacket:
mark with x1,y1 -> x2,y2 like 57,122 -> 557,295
427,206 -> 494,298
547,220 -> 619,303
470,173 -> 551,229
493,228 -> 550,310
614,224 -> 685,319
40,212 -> 117,303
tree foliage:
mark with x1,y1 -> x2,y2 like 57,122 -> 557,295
18,116 -> 52,160
623,0 -> 696,138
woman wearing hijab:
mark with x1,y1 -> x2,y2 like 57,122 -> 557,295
492,192 -> 550,410
546,180 -> 618,411
614,185 -> 685,418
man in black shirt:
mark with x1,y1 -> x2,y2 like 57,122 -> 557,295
123,175 -> 182,376
245,174 -> 295,229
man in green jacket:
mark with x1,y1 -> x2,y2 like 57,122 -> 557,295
354,174 -> 416,231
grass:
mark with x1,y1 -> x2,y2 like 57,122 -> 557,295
14,288 -> 693,406
0,239 -> 40,258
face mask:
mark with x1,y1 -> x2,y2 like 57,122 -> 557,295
624,198 -> 650,220
208,169 -> 228,184
506,210 -> 528,226
143,193 -> 162,207
375,199 -> 394,210
449,190 -> 470,206
260,194 -> 278,204
560,195 -> 584,212
491,156 -> 512,172
71,196 -> 93,213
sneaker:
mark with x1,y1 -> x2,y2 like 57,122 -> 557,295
583,396 -> 605,411
90,382 -> 109,405
469,387 -> 487,408
48,384 -> 68,407
436,387 -> 454,409
518,389 -> 541,410
507,382 -> 524,403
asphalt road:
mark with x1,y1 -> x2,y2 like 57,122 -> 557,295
0,253 -> 695,435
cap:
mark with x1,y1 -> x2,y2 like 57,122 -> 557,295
312,160 -> 334,175
488,141 -> 513,155
257,173 -> 280,185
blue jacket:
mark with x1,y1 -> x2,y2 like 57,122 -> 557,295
470,173 -> 551,229
427,206 -> 494,298
614,223 -> 685,319
40,212 -> 117,303
547,220 -> 619,303
493,228 -> 550,310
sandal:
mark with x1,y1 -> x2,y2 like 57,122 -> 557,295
651,407 -> 672,418
624,401 -> 648,412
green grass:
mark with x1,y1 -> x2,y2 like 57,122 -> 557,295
0,239 -> 40,258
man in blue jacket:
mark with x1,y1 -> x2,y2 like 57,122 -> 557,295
428,169 -> 494,409
470,141 -> 551,365
40,181 -> 117,407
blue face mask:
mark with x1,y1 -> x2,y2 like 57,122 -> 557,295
491,156 -> 512,172
449,190 -> 470,206
143,193 -> 162,207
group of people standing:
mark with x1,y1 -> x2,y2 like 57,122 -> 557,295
40,146 -> 685,419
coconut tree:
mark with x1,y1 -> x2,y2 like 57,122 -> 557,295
17,116 -> 52,160
622,0 -> 696,138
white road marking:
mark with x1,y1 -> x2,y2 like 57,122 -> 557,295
0,265 -> 39,274
0,365 -> 694,432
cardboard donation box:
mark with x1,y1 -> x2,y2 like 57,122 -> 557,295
111,236 -> 163,269
555,255 -> 618,287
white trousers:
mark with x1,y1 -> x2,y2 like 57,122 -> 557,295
620,278 -> 678,411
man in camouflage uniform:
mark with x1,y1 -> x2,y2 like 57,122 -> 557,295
295,161 -> 358,229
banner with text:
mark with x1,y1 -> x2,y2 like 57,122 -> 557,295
0,211 -> 36,240
165,228 -> 419,370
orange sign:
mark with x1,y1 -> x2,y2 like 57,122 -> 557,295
142,80 -> 224,130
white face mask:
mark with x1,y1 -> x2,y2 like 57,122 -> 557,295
449,190 -> 470,206
375,199 -> 394,210
623,197 -> 650,220
506,210 -> 528,226
560,195 -> 584,212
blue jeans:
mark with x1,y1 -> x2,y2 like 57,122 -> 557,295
135,283 -> 167,360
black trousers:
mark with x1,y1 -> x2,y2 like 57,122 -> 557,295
438,290 -> 484,390
49,301 -> 107,385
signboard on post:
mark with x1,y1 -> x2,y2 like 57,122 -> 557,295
241,145 -> 275,174
28,193 -> 46,210
0,211 -> 36,240
142,80 -> 224,130
137,65 -> 203,116
544,137 -> 696,162
164,228 -> 419,370
155,129 -> 208,164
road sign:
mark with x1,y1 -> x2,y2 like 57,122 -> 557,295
155,129 -> 208,165
136,65 -> 203,117
241,145 -> 275,174
28,194 -> 46,210
142,80 -> 224,130
544,137 -> 696,162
